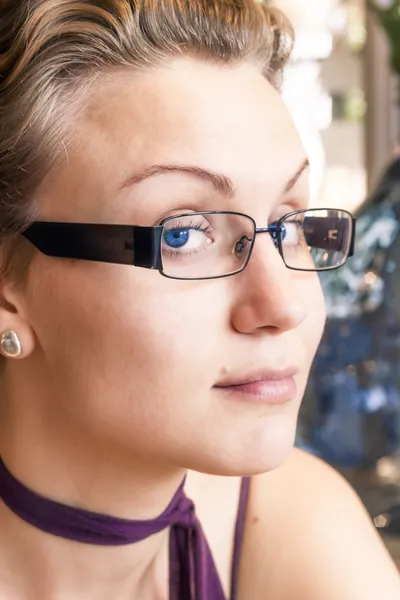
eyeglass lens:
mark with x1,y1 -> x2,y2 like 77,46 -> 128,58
161,212 -> 255,279
280,209 -> 352,271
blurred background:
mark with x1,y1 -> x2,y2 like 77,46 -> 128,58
265,0 -> 400,567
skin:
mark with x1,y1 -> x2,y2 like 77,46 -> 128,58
0,58 -> 399,600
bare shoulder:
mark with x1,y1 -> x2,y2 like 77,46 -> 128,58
238,449 -> 400,600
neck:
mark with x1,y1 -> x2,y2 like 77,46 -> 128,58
0,406 -> 185,600
0,504 -> 170,600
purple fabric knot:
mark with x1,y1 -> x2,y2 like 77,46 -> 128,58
176,493 -> 196,528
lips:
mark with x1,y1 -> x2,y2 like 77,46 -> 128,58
213,366 -> 298,404
215,366 -> 298,388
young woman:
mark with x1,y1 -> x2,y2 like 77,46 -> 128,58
0,1 -> 399,599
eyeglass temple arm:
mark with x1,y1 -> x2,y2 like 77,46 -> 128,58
22,222 -> 164,269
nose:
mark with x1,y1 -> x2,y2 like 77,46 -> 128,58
230,233 -> 308,335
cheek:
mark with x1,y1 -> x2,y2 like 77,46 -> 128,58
300,274 -> 326,363
27,260 -> 225,404
23,260 -> 326,472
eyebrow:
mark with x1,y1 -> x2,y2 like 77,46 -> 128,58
284,158 -> 310,193
121,158 -> 310,197
121,164 -> 235,198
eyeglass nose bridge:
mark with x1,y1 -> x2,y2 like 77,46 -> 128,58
235,223 -> 283,257
253,223 -> 283,250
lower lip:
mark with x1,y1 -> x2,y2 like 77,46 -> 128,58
214,377 -> 297,404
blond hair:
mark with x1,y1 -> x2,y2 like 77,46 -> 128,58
0,0 -> 293,277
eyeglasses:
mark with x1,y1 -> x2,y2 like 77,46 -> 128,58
21,208 -> 356,281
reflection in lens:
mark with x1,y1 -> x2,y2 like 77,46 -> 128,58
161,212 -> 255,280
281,209 -> 352,271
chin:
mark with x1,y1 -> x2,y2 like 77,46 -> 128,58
181,415 -> 298,477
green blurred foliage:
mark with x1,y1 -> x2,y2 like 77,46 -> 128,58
369,1 -> 400,76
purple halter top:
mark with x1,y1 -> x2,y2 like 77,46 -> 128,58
0,458 -> 250,600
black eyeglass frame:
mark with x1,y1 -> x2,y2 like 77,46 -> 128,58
21,208 -> 356,281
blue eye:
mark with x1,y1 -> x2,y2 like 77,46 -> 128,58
268,223 -> 286,247
163,228 -> 190,249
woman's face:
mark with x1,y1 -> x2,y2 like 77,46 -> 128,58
16,59 -> 325,475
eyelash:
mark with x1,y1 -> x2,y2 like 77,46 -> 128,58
283,215 -> 304,225
269,211 -> 304,225
168,219 -> 212,233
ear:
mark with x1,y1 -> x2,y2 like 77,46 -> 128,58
0,278 -> 36,360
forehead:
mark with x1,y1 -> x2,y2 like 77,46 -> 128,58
42,59 -> 304,218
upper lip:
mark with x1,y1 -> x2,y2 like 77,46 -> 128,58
214,365 -> 298,388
